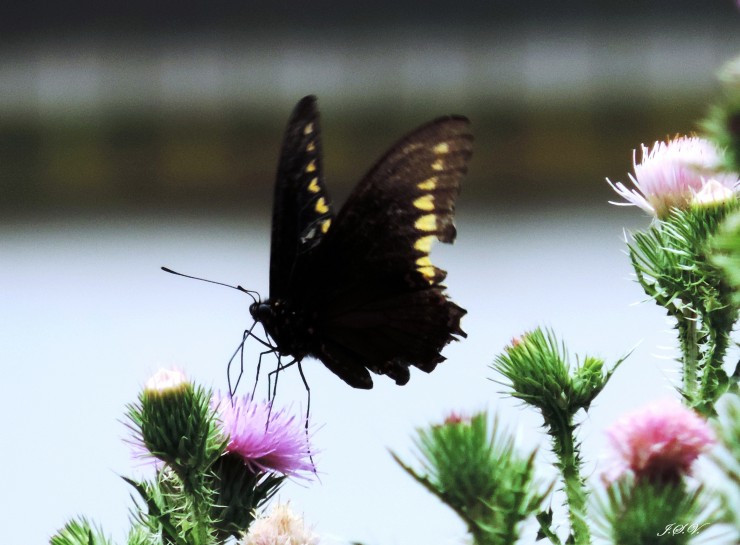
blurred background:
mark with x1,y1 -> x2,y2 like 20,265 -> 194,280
2,2 -> 739,544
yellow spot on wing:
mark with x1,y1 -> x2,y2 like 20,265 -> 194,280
417,177 -> 437,191
434,142 -> 450,154
306,159 -> 317,173
315,197 -> 329,214
321,219 -> 331,233
303,123 -> 314,135
417,266 -> 437,281
414,235 -> 435,253
308,177 -> 320,193
416,256 -> 432,267
432,159 -> 444,171
415,214 -> 437,232
413,194 -> 435,211
306,141 -> 316,152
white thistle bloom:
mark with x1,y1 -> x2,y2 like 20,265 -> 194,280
243,503 -> 319,545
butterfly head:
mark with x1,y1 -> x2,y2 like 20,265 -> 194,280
249,301 -> 274,325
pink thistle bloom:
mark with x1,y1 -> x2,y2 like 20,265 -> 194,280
509,336 -> 523,348
242,503 -> 319,545
604,398 -> 716,484
608,136 -> 739,217
144,367 -> 189,394
443,411 -> 470,425
212,393 -> 315,478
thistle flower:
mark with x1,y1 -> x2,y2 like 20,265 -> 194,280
608,136 -> 739,217
144,367 -> 189,394
441,410 -> 470,425
394,412 -> 547,545
212,393 -> 315,478
604,398 -> 716,484
242,503 -> 319,545
130,368 -> 223,473
129,368 -> 192,463
493,328 -> 621,418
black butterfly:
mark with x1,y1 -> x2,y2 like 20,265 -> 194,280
249,95 -> 472,389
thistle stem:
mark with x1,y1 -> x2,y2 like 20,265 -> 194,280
677,306 -> 730,416
697,326 -> 730,416
470,527 -> 502,545
677,310 -> 700,403
549,415 -> 591,545
177,472 -> 213,545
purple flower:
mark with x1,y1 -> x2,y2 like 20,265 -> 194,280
608,136 -> 739,217
603,398 -> 716,484
212,393 -> 315,478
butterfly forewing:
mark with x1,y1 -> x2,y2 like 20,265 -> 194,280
270,96 -> 334,300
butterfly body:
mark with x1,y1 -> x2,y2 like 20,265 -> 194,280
253,95 -> 472,389
250,299 -> 316,362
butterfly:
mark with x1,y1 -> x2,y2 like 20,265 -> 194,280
249,95 -> 472,389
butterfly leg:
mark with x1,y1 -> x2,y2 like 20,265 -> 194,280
295,361 -> 318,475
263,357 -> 316,473
227,321 -> 276,396
266,356 -> 298,402
260,356 -> 297,430
266,359 -> 312,428
296,361 -> 311,428
251,347 -> 280,399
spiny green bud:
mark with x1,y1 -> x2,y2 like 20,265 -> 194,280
493,328 -> 622,421
128,368 -> 222,476
394,412 -> 548,545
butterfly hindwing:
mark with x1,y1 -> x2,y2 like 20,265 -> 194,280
270,95 -> 334,300
300,116 -> 473,388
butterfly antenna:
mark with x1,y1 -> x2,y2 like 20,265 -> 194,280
161,266 -> 260,304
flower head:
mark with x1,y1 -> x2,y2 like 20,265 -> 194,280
242,503 -> 319,545
130,368 -> 221,471
603,398 -> 716,484
608,136 -> 739,217
442,410 -> 471,426
144,367 -> 189,394
212,393 -> 315,478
